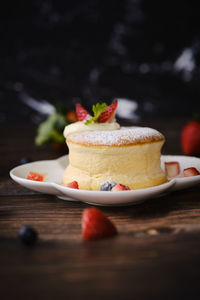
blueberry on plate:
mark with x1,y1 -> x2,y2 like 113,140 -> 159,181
20,157 -> 33,165
18,225 -> 38,246
100,180 -> 117,191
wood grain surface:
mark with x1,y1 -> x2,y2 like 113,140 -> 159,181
1,120 -> 200,300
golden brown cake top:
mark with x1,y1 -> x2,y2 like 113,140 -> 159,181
67,126 -> 165,146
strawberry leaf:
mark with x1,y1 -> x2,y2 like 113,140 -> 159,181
85,102 -> 108,125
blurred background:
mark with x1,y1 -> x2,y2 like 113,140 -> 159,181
1,0 -> 200,125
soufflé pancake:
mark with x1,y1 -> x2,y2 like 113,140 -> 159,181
62,101 -> 167,190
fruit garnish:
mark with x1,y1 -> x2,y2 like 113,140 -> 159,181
18,225 -> 38,246
98,100 -> 118,123
181,121 -> 200,155
66,110 -> 78,123
82,208 -> 117,240
76,104 -> 91,121
65,181 -> 79,189
183,167 -> 200,177
164,161 -> 180,178
85,103 -> 108,125
100,180 -> 117,191
27,171 -> 44,182
111,184 -> 130,191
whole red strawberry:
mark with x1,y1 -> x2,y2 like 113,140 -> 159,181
181,121 -> 200,156
76,104 -> 91,121
82,208 -> 117,240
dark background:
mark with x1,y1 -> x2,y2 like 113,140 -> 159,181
1,0 -> 200,124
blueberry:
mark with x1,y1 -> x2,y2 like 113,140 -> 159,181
100,180 -> 117,191
18,225 -> 38,246
20,157 -> 33,165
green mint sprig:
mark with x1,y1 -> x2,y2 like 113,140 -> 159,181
85,102 -> 108,125
35,113 -> 67,146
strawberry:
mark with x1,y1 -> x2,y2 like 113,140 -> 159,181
181,121 -> 200,156
76,104 -> 91,121
164,161 -> 180,178
183,167 -> 200,177
27,171 -> 44,182
111,184 -> 130,191
98,100 -> 118,123
82,208 -> 117,240
66,181 -> 79,189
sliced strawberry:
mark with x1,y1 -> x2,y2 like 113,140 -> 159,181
111,184 -> 130,191
98,100 -> 118,123
76,104 -> 91,121
183,167 -> 200,177
82,208 -> 117,240
66,181 -> 79,189
164,161 -> 180,178
27,171 -> 44,182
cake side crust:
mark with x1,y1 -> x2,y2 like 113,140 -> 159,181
63,140 -> 167,190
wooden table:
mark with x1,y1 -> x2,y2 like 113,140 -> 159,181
1,120 -> 200,300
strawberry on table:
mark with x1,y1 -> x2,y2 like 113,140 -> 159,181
98,100 -> 118,123
76,104 -> 91,121
82,208 -> 117,240
183,167 -> 200,177
164,161 -> 180,178
65,181 -> 79,189
181,121 -> 200,156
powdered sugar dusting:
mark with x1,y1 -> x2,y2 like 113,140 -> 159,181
67,126 -> 164,146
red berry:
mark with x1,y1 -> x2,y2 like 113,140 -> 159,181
164,161 -> 180,178
27,172 -> 44,182
183,167 -> 200,177
98,100 -> 118,123
66,181 -> 79,189
181,121 -> 200,156
82,208 -> 117,240
111,184 -> 130,191
76,104 -> 91,121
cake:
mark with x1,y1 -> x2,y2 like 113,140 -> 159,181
62,101 -> 167,190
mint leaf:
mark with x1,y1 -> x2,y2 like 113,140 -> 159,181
85,102 -> 108,125
35,113 -> 67,146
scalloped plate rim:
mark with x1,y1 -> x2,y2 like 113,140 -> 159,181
9,155 -> 200,206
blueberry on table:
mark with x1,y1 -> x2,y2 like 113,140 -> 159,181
20,157 -> 33,165
100,180 -> 117,191
18,225 -> 38,246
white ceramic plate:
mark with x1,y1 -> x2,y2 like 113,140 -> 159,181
10,155 -> 200,206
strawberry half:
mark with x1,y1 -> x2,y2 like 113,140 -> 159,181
82,208 -> 117,240
66,181 -> 79,189
164,161 -> 180,178
98,100 -> 118,123
76,104 -> 91,121
111,184 -> 130,191
181,121 -> 200,156
183,167 -> 200,177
